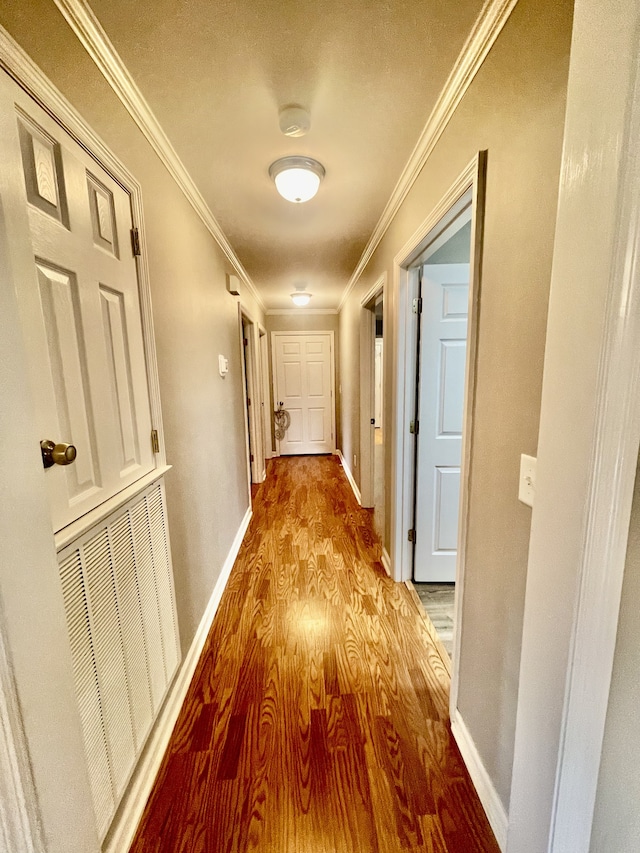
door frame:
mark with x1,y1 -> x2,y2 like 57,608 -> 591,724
390,152 -> 486,702
507,2 -> 640,849
360,274 -> 386,510
259,326 -> 272,463
271,330 -> 337,456
239,308 -> 265,489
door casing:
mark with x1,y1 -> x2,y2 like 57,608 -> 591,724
389,152 -> 487,715
359,275 -> 386,524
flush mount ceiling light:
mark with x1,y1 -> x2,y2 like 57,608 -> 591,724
291,285 -> 312,307
269,156 -> 325,203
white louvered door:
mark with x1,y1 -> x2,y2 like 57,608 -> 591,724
58,483 -> 179,841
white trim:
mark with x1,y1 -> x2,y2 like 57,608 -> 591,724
51,0 -> 265,313
337,450 -> 362,506
271,331 -> 337,456
451,709 -> 508,851
381,547 -> 391,577
0,612 -> 44,853
547,20 -> 640,853
103,506 -> 252,853
506,3 -> 640,849
266,308 -> 338,316
360,274 -> 387,309
338,0 -> 518,310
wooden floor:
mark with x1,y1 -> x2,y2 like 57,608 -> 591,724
129,456 -> 499,853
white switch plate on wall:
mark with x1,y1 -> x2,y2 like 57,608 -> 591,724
519,454 -> 537,507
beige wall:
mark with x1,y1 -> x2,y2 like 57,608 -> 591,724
265,312 -> 341,451
589,458 -> 640,852
0,4 -> 263,849
338,0 -> 573,808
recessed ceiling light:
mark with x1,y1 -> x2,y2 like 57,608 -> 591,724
269,156 -> 325,203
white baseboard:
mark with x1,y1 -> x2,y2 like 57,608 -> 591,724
337,449 -> 362,505
381,547 -> 391,577
450,709 -> 508,851
104,506 -> 252,853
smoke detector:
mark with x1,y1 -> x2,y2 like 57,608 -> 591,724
279,105 -> 311,138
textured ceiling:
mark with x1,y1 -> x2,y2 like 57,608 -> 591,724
88,0 -> 485,309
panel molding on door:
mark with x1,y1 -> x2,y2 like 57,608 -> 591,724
272,331 -> 336,455
414,263 -> 470,582
0,71 -> 160,534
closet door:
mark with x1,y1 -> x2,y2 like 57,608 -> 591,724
0,74 -> 154,533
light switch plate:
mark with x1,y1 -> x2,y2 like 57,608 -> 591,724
519,454 -> 536,507
218,354 -> 229,377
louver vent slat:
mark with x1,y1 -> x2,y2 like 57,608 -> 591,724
57,480 -> 180,841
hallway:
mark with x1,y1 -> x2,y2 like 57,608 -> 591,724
130,456 -> 498,852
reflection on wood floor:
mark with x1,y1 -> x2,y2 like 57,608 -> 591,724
129,455 -> 498,853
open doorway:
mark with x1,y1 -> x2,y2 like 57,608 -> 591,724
391,154 -> 485,677
411,203 -> 473,655
360,276 -> 387,555
240,311 -> 265,495
373,294 -> 385,541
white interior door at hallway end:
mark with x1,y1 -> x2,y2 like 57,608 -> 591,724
273,332 -> 335,455
414,263 -> 469,582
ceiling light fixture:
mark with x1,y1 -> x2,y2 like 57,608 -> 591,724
279,105 -> 311,138
269,156 -> 325,203
291,285 -> 312,307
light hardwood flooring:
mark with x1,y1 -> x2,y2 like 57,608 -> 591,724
129,455 -> 498,853
412,584 -> 455,657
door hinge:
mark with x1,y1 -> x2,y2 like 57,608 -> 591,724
247,397 -> 251,406
131,227 -> 141,256
412,297 -> 422,314
370,418 -> 375,425
250,453 -> 254,462
408,529 -> 416,543
243,337 -> 248,347
151,429 -> 160,453
410,419 -> 419,434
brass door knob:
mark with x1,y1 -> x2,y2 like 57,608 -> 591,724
40,439 -> 77,469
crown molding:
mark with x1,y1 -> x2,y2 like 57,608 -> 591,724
338,0 -> 519,310
52,0 -> 265,313
266,308 -> 338,316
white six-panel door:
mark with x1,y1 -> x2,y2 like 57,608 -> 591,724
0,76 -> 155,533
414,264 -> 469,582
273,332 -> 335,455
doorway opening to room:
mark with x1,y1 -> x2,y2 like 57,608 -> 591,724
360,278 -> 387,553
411,198 -> 473,656
391,154 -> 485,686
240,311 -> 266,494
